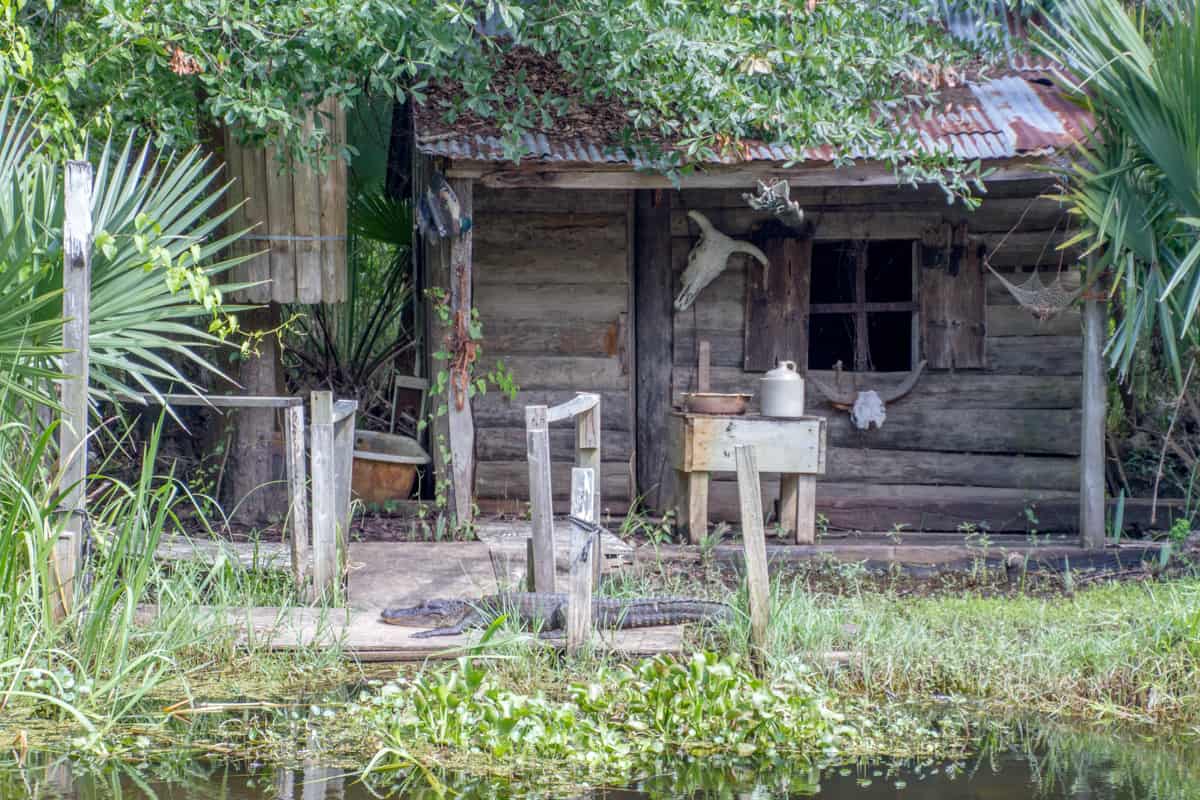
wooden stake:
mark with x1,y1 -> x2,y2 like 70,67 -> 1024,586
574,393 -> 601,523
332,399 -> 357,567
284,404 -> 310,598
698,340 -> 711,393
54,160 -> 93,621
1080,292 -> 1107,549
734,445 -> 770,665
310,391 -> 336,599
567,467 -> 596,654
526,405 -> 556,593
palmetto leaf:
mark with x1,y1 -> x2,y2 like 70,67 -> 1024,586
1041,0 -> 1200,383
0,93 -> 256,414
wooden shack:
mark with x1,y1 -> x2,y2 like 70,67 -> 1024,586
413,60 -> 1109,538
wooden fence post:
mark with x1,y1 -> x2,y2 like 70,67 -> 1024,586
526,405 -> 556,593
284,404 -> 309,597
567,467 -> 597,655
1080,291 -> 1107,549
332,399 -> 357,561
734,445 -> 770,667
310,391 -> 337,599
54,160 -> 94,621
574,393 -> 601,523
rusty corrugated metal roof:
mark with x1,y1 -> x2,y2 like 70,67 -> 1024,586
417,71 -> 1091,167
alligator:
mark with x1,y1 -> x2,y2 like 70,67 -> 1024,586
379,592 -> 733,638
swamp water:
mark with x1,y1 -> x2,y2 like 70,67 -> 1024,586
4,725 -> 1198,800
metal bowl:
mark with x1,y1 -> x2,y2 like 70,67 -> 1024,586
682,392 -> 752,415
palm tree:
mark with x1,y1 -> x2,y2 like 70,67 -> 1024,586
1040,0 -> 1200,385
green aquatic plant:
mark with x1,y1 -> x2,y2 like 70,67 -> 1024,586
363,651 -> 844,790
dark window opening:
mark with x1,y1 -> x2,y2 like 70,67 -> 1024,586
808,314 -> 856,370
867,312 -> 913,371
865,240 -> 914,302
809,240 -> 917,372
810,242 -> 857,304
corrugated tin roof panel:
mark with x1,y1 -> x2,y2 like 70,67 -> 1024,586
418,72 -> 1091,166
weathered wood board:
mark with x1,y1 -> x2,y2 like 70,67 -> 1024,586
669,414 -> 826,474
134,605 -> 683,661
472,187 -> 634,509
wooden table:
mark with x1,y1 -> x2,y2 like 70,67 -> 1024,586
668,412 -> 827,544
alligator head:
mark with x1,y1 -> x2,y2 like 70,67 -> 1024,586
379,598 -> 470,627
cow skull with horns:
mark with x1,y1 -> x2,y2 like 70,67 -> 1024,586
675,211 -> 769,311
807,361 -> 927,430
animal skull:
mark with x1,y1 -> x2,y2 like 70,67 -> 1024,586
675,211 -> 769,311
850,390 -> 887,430
807,360 -> 927,430
743,179 -> 805,229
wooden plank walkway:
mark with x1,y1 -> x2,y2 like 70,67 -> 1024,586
135,605 -> 683,662
151,521 -> 1161,661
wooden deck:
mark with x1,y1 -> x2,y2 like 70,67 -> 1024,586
153,519 -> 1162,661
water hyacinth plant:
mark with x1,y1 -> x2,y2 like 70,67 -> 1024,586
363,651 -> 846,790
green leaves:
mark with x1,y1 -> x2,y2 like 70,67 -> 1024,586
16,1 -> 996,196
1042,0 -> 1200,384
363,651 -> 837,791
0,94 -> 253,412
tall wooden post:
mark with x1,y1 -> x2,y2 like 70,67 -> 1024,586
446,177 -> 475,528
420,162 -> 476,529
567,467 -> 597,655
634,190 -> 674,512
526,405 -> 556,593
284,404 -> 309,597
310,391 -> 337,598
735,445 -> 771,668
54,160 -> 94,621
1080,292 -> 1107,549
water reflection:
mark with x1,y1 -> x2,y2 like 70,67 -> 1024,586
4,724 -> 1198,799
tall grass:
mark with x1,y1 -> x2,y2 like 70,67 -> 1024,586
706,574 -> 1200,726
0,414 -> 349,753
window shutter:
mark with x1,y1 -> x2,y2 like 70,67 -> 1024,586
920,222 -> 986,369
744,223 -> 811,372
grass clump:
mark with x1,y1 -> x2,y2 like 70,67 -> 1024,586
720,574 -> 1200,726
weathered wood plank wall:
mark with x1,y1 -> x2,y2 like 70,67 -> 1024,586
472,188 -> 633,515
669,179 -> 1083,532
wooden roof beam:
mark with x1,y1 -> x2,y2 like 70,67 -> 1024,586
444,157 -> 1060,190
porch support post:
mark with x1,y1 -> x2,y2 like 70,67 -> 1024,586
634,190 -> 674,512
445,178 -> 475,528
1080,288 -> 1107,549
420,158 -> 476,529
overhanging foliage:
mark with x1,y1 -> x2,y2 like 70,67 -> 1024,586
7,1 -> 1018,194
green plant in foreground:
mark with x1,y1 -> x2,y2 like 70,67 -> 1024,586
363,651 -> 844,789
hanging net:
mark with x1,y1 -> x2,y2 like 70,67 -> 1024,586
986,264 -> 1082,321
